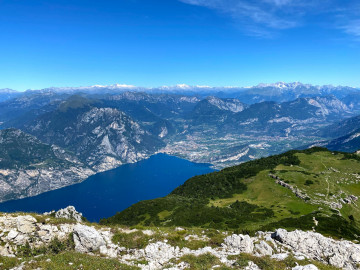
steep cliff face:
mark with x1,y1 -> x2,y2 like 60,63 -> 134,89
0,129 -> 94,202
23,96 -> 165,172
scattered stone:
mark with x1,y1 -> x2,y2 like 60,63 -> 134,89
271,253 -> 289,260
292,264 -> 318,270
1,211 -> 360,270
244,261 -> 261,270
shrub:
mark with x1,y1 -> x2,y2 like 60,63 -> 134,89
304,180 -> 314,186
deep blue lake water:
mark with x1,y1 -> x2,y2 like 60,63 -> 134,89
0,154 -> 214,222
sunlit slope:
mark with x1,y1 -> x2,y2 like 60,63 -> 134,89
100,148 -> 360,240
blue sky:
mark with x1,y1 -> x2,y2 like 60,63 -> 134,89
0,0 -> 360,91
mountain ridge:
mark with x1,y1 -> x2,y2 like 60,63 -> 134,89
0,128 -> 94,202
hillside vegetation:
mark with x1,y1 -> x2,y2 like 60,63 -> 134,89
101,148 -> 360,240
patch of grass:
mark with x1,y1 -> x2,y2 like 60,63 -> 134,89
0,256 -> 20,269
167,235 -> 208,250
229,254 -> 339,270
18,234 -> 75,257
178,253 -> 231,270
21,251 -> 139,270
112,231 -> 151,249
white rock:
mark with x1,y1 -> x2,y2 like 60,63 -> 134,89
7,230 -> 19,240
99,245 -> 118,258
244,261 -> 261,270
254,240 -> 273,256
73,224 -> 106,253
142,230 -> 154,236
144,242 -> 181,267
271,253 -> 289,260
272,228 -> 360,269
292,264 -> 319,270
16,216 -> 37,233
54,206 -> 83,222
223,234 -> 254,254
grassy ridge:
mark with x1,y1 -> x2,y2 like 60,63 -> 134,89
100,148 -> 360,240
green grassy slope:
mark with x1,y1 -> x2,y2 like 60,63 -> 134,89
100,148 -> 360,240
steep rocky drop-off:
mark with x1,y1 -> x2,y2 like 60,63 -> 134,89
0,128 -> 94,202
22,96 -> 165,172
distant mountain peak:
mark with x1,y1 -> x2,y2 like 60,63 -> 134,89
0,88 -> 18,93
255,82 -> 312,89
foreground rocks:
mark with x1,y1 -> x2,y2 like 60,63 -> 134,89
273,228 -> 360,269
44,205 -> 84,222
1,210 -> 360,269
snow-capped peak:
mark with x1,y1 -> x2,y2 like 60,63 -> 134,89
255,82 -> 312,89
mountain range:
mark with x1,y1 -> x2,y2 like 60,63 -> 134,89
1,82 -> 360,201
2,81 -> 359,102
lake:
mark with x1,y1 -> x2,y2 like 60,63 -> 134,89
0,154 -> 214,222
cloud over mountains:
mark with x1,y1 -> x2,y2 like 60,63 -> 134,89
179,0 -> 360,38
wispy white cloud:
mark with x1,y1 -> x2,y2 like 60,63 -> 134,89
179,0 -> 360,39
179,0 -> 312,37
341,20 -> 360,37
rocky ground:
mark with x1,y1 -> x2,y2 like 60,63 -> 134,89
0,207 -> 359,270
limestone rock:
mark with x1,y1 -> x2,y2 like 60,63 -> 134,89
16,215 -> 37,233
254,240 -> 273,256
223,234 -> 254,254
54,206 -> 83,222
292,264 -> 319,270
73,224 -> 106,253
244,261 -> 261,270
144,242 -> 181,266
272,228 -> 360,270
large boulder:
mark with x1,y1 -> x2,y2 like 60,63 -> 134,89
16,215 -> 36,234
223,234 -> 254,254
254,240 -> 273,256
73,224 -> 105,253
272,228 -> 360,270
144,242 -> 181,265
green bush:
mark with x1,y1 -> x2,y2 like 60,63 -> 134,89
304,180 -> 314,186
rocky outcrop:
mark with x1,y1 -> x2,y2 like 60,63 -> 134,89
73,224 -> 106,253
44,206 -> 84,222
0,129 -> 95,203
272,228 -> 360,270
223,234 -> 254,254
269,174 -> 308,200
0,214 -> 74,257
1,210 -> 360,270
0,166 -> 94,203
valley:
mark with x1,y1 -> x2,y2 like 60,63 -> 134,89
1,83 -> 360,269
1,82 -> 360,202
